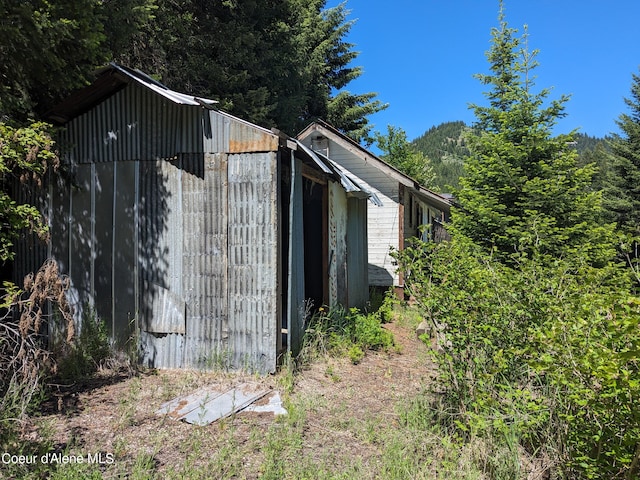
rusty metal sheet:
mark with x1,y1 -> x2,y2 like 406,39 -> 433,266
244,391 -> 287,416
228,116 -> 278,153
157,383 -> 269,426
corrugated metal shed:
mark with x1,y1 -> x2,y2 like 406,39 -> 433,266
28,64 -> 374,374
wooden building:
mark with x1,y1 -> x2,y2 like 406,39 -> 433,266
298,120 -> 451,291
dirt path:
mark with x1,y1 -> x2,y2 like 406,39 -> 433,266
27,318 -> 435,478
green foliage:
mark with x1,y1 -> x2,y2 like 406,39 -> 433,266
303,305 -> 394,364
0,0 -> 107,119
455,5 -> 617,266
0,122 -> 58,262
375,125 -> 436,187
605,69 -> 640,238
127,0 -> 386,141
394,7 -> 640,476
394,232 -> 640,478
57,308 -> 111,380
412,121 -> 470,192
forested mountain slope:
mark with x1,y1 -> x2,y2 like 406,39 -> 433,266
411,122 -> 609,193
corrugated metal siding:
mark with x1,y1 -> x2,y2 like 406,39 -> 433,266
203,112 -> 231,153
182,153 -> 229,369
112,161 -> 137,344
12,178 -> 49,287
202,111 -> 279,154
227,152 -> 279,373
41,81 -> 287,374
61,83 -> 205,164
139,158 -> 185,368
70,164 -> 94,319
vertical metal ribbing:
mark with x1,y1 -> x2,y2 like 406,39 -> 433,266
90,162 -> 96,305
111,161 -> 117,337
134,159 -> 140,339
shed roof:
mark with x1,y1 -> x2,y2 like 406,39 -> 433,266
45,63 -> 219,124
297,120 -> 451,212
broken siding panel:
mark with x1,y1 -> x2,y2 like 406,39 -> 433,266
182,154 -> 229,368
227,152 -> 278,373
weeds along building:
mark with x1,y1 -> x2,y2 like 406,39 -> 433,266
26,64 -> 378,374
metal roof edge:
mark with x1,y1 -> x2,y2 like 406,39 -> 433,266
297,120 -> 451,211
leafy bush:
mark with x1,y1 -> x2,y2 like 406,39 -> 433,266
394,234 -> 640,478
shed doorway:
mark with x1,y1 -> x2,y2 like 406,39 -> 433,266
302,175 -> 327,310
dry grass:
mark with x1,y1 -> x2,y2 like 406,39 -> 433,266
4,316 -> 542,479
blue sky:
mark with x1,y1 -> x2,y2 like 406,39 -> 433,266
327,0 -> 640,142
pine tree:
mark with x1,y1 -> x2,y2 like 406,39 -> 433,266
605,69 -> 640,237
454,3 -> 615,265
126,0 -> 386,140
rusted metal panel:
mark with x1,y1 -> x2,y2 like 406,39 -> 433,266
228,116 -> 278,153
227,152 -> 278,373
157,383 -> 270,426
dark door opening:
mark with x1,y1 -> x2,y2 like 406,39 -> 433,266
302,176 -> 327,310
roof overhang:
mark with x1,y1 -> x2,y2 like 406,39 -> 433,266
45,63 -> 218,124
294,139 -> 382,206
297,120 -> 451,212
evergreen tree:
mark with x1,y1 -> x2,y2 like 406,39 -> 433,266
374,125 -> 435,188
605,69 -> 640,238
454,3 -> 615,265
126,0 -> 385,141
0,0 -> 108,120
